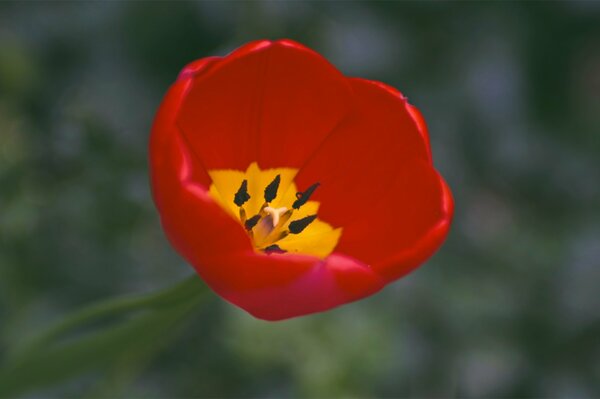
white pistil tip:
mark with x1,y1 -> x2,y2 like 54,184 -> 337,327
264,206 -> 288,227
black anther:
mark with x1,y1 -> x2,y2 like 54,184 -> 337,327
244,214 -> 261,230
264,174 -> 281,203
289,214 -> 317,234
264,244 -> 286,254
292,183 -> 320,209
234,180 -> 251,207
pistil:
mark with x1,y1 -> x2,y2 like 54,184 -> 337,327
264,206 -> 288,227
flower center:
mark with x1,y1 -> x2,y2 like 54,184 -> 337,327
207,163 -> 341,258
263,206 -> 288,227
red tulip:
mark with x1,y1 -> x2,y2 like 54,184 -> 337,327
149,39 -> 453,321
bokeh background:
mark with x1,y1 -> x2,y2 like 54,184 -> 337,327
1,1 -> 599,397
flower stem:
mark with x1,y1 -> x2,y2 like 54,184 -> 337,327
0,275 -> 208,397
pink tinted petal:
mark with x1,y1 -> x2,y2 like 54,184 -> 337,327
210,252 -> 385,321
177,56 -> 221,81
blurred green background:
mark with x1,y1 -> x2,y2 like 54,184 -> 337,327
1,1 -> 599,397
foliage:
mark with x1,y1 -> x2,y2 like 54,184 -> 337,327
0,1 -> 599,397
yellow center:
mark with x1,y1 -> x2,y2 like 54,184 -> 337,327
208,162 -> 341,258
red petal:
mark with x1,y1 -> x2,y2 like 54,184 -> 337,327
335,161 -> 453,281
293,78 -> 431,227
176,39 -> 353,170
209,252 -> 385,321
177,56 -> 221,81
150,66 -> 384,320
150,55 -> 223,192
367,79 -> 433,164
291,78 -> 451,280
405,102 -> 433,164
151,42 -> 453,319
372,175 -> 453,281
150,73 -> 251,258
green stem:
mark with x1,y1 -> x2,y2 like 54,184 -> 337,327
8,275 -> 202,360
88,293 -> 203,398
0,275 -> 208,397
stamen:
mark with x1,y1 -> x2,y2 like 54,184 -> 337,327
264,174 -> 281,202
292,183 -> 320,209
278,231 -> 289,240
279,209 -> 293,226
259,202 -> 269,216
210,163 -> 339,258
244,214 -> 261,230
289,214 -> 317,234
234,180 -> 251,206
263,244 -> 286,254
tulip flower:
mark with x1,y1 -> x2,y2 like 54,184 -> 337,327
149,39 -> 453,321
